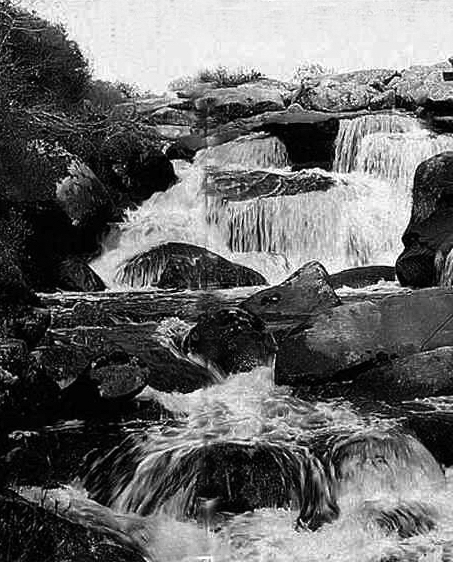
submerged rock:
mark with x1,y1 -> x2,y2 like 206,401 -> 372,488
241,261 -> 340,324
183,307 -> 277,375
83,437 -> 338,531
116,242 -> 266,290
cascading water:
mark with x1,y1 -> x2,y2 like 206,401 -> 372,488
92,111 -> 453,289
333,114 -> 420,173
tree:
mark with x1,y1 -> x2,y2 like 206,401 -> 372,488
0,0 -> 90,107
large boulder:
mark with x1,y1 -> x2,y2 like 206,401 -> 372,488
276,288 -> 453,386
109,146 -> 177,204
390,62 -> 453,111
182,308 -> 277,375
396,152 -> 453,288
115,242 -> 267,290
294,69 -> 398,112
241,261 -> 340,324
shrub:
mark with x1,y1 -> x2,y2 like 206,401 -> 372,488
169,65 -> 265,90
0,0 -> 90,108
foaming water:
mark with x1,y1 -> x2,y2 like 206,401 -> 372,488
198,132 -> 289,170
207,170 -> 403,272
333,113 -> 420,173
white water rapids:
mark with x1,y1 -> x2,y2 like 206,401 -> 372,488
92,113 -> 453,289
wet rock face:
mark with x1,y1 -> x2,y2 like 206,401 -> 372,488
350,346 -> 453,402
116,242 -> 267,290
396,152 -> 453,288
241,261 -> 341,324
87,350 -> 148,399
275,289 -> 453,386
183,308 -> 277,375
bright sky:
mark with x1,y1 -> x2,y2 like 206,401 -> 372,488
21,0 -> 453,92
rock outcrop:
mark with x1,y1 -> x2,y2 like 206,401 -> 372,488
115,242 -> 267,290
241,261 -> 340,324
396,152 -> 453,288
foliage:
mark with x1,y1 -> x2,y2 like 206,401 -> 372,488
0,0 -> 90,108
169,65 -> 265,91
85,79 -> 146,113
292,62 -> 336,83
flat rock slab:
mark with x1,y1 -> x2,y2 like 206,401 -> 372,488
276,288 -> 453,385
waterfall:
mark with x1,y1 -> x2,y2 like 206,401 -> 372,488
198,132 -> 289,170
92,112 -> 453,289
333,114 -> 420,173
207,170 -> 402,273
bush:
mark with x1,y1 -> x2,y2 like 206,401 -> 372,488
0,0 -> 90,108
169,65 -> 264,90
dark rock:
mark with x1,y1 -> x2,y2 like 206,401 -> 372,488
87,350 -> 148,399
330,265 -> 396,289
0,199 -> 79,292
0,361 -> 60,429
0,489 -> 147,562
57,256 -> 106,292
55,156 -> 116,250
276,288 -> 453,386
350,346 -> 453,402
109,147 -> 177,205
183,308 -> 277,375
3,305 -> 51,349
31,341 -> 93,388
241,261 -> 340,324
51,323 -> 215,394
0,339 -> 29,377
205,168 -> 336,201
116,242 -> 267,290
205,109 -> 341,169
